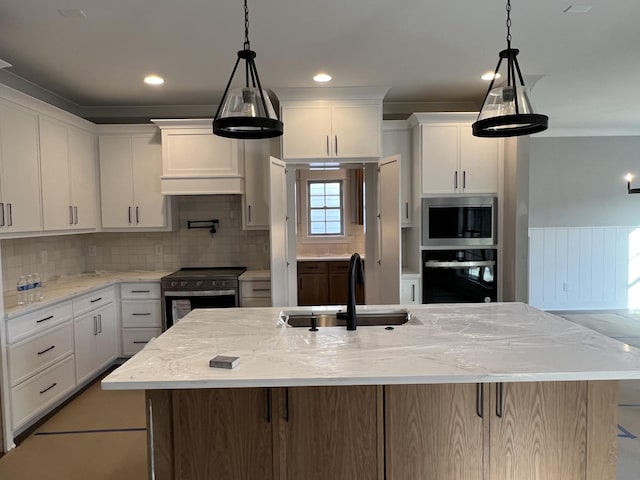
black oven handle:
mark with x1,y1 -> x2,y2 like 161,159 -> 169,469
163,290 -> 237,297
424,260 -> 496,269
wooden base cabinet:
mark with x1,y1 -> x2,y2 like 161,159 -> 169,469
148,386 -> 383,480
385,381 -> 617,480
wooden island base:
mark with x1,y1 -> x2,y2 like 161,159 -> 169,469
146,380 -> 617,480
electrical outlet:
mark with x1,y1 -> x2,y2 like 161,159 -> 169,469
155,244 -> 163,256
40,250 -> 48,264
88,245 -> 96,257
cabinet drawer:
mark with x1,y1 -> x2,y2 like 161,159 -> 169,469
121,282 -> 161,299
328,261 -> 349,274
241,280 -> 271,299
121,300 -> 162,327
7,301 -> 73,344
72,286 -> 115,315
122,328 -> 162,356
9,322 -> 74,387
241,297 -> 272,308
11,355 -> 76,430
297,261 -> 329,274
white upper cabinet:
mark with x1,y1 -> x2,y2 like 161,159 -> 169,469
413,114 -> 500,195
39,116 -> 99,231
281,101 -> 381,160
383,121 -> 413,226
99,127 -> 171,230
242,139 -> 274,230
0,99 -> 42,234
152,119 -> 243,195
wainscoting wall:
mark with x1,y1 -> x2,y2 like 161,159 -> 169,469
529,226 -> 640,311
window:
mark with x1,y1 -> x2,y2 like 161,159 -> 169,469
308,180 -> 344,235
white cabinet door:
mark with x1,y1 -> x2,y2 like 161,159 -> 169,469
281,102 -> 381,160
400,277 -> 420,304
281,104 -> 332,159
161,129 -> 240,176
420,124 -> 459,195
383,123 -> 412,225
0,100 -> 42,233
132,134 -> 166,228
99,135 -> 134,228
39,117 -> 72,230
269,157 -> 289,307
331,104 -> 381,158
459,125 -> 499,194
242,140 -> 270,229
74,303 -> 117,385
378,155 -> 401,305
68,127 -> 99,229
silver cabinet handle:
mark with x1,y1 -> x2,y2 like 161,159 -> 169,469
0,203 -> 4,226
326,136 -> 330,156
476,383 -> 484,418
74,206 -> 78,224
98,314 -> 102,334
128,206 -> 132,224
136,206 -> 140,224
411,284 -> 415,302
93,316 -> 98,335
69,206 -> 74,225
496,382 -> 504,418
335,135 -> 338,156
7,203 -> 12,226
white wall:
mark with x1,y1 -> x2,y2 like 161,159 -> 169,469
529,136 -> 640,310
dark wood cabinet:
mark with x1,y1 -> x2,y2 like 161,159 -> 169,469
298,260 -> 364,306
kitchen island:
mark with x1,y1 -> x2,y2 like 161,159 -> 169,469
102,303 -> 640,480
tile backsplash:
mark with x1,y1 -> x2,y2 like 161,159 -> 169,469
1,195 -> 270,300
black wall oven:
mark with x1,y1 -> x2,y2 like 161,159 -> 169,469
422,249 -> 497,303
161,267 -> 246,330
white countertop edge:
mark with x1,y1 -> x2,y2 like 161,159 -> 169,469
101,370 -> 640,391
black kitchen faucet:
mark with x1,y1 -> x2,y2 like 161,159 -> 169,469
336,252 -> 364,331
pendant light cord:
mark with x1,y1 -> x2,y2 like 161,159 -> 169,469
506,0 -> 512,49
244,0 -> 250,50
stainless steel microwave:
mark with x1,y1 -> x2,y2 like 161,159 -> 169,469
422,196 -> 497,247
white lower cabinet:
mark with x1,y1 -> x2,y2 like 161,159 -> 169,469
240,279 -> 272,307
120,282 -> 162,356
10,355 -> 76,431
73,303 -> 118,385
400,275 -> 421,305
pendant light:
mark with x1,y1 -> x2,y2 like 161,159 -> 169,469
472,0 -> 548,138
212,0 -> 283,139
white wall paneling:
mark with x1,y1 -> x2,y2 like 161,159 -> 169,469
529,227 -> 634,310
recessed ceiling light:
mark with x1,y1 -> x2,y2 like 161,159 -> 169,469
57,9 -> 87,18
313,73 -> 332,83
481,72 -> 501,81
144,75 -> 164,86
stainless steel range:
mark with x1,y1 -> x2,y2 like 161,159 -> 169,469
161,267 -> 246,330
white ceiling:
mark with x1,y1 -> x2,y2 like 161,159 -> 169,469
0,0 -> 639,131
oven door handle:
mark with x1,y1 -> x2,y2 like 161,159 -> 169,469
424,260 -> 496,268
163,290 -> 237,297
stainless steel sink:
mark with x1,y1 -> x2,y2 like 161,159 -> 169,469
282,310 -> 411,328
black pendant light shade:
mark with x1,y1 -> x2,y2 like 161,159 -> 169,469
473,2 -> 548,138
213,1 -> 283,139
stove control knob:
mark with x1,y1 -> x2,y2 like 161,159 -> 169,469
170,281 -> 178,288
180,281 -> 188,288
196,280 -> 203,287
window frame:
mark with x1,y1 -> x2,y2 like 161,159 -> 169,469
307,179 -> 345,236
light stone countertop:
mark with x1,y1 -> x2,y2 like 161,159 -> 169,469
4,271 -> 171,318
239,270 -> 271,281
102,302 -> 640,391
